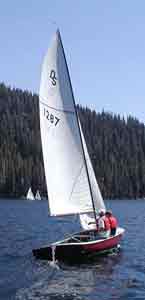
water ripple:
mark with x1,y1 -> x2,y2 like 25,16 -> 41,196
0,199 -> 145,300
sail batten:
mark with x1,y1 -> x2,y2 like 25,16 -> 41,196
39,30 -> 105,217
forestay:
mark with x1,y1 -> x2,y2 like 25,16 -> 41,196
39,30 -> 105,216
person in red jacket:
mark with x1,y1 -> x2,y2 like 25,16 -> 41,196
105,210 -> 118,236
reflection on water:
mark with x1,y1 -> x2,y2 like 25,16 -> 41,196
1,199 -> 145,300
15,252 -> 123,300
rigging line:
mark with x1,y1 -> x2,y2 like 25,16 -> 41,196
58,30 -> 98,226
40,98 -> 75,115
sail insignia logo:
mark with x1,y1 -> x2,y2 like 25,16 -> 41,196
50,70 -> 57,86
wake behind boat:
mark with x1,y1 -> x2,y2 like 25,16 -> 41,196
32,30 -> 125,263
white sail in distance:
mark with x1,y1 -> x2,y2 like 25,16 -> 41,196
39,30 -> 105,216
35,190 -> 41,200
26,187 -> 35,201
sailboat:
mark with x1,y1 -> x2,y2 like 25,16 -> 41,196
26,187 -> 35,201
33,30 -> 124,262
35,190 -> 41,200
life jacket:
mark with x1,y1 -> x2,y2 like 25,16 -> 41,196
109,216 -> 117,229
103,216 -> 110,231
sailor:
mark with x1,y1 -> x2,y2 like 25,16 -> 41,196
105,210 -> 118,236
97,209 -> 110,238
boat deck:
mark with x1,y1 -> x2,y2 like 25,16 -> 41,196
55,227 -> 124,245
58,230 -> 106,244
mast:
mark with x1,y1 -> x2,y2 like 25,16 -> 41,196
58,30 -> 97,225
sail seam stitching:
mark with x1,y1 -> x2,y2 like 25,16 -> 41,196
40,98 -> 75,114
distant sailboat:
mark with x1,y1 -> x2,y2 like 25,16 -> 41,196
35,190 -> 41,200
26,187 -> 35,201
33,30 -> 125,263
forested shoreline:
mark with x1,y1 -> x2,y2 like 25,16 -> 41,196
0,82 -> 145,199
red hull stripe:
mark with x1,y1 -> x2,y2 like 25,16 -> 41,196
82,234 -> 122,252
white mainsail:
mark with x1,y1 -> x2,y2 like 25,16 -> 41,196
35,190 -> 41,200
39,30 -> 105,217
26,187 -> 35,201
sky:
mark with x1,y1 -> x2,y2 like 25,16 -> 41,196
0,0 -> 145,123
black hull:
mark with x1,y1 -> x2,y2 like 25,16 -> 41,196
33,243 -> 86,262
32,243 -> 119,264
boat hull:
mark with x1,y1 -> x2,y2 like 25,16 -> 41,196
33,227 -> 124,263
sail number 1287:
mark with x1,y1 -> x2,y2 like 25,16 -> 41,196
44,108 -> 60,126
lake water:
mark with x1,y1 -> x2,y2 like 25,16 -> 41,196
0,199 -> 145,300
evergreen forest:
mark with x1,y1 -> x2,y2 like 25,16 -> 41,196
0,82 -> 145,199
